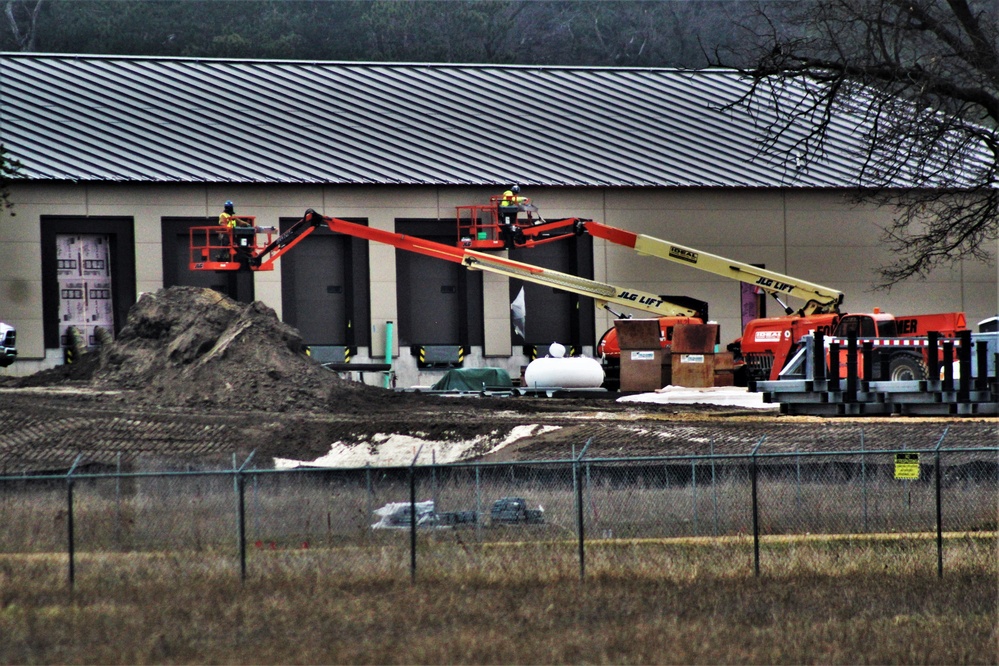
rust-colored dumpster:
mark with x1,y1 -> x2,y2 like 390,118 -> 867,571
615,319 -> 667,392
671,323 -> 719,388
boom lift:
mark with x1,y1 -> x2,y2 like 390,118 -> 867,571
459,208 -> 844,317
461,200 -> 967,383
189,209 -> 701,320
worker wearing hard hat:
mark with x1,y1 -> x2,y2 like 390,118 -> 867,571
219,200 -> 252,228
497,186 -> 527,229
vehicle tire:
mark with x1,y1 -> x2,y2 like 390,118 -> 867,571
888,354 -> 928,381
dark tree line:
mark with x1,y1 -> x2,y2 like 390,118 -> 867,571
1,0 -> 764,67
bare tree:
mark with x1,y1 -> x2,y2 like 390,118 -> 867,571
4,0 -> 43,51
719,0 -> 998,286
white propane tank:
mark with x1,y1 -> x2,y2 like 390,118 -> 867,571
524,342 -> 605,389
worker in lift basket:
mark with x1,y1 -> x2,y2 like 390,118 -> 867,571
218,200 -> 252,228
216,200 -> 251,261
497,185 -> 526,229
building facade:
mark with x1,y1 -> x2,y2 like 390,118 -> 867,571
1,55 -> 994,386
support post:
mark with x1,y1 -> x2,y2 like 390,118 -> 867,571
845,333 -> 858,402
812,331 -> 826,381
710,440 -> 719,537
860,429 -> 868,533
942,340 -> 954,392
828,342 -> 840,390
409,445 -> 423,584
750,437 -> 765,577
957,330 -> 971,402
236,451 -> 255,582
975,341 -> 990,391
66,455 -> 82,591
576,439 -> 592,582
935,427 -> 948,578
862,340 -> 874,388
927,332 -> 940,381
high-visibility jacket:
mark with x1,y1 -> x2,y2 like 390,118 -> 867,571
499,191 -> 526,207
219,211 -> 238,228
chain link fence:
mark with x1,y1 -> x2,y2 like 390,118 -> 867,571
1,434 -> 995,587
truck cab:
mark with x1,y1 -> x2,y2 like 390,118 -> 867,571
834,312 -> 898,338
0,322 -> 15,367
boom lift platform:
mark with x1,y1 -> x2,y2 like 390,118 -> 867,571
189,209 -> 701,319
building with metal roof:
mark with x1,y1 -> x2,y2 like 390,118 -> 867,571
1,53 -> 875,188
0,53 -> 993,387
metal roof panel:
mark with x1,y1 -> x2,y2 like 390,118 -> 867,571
0,53 -> 912,187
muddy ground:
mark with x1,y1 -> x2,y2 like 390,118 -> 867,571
1,287 -> 994,473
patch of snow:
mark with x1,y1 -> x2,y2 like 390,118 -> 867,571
617,385 -> 779,410
484,424 -> 561,455
274,423 -> 562,469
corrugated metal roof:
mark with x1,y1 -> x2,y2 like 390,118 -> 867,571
0,53 -> 881,187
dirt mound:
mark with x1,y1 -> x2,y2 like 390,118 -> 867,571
91,286 -> 385,412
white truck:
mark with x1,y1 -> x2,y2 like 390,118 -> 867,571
0,322 -> 15,367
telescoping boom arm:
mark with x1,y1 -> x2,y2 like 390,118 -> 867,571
511,218 -> 844,316
191,209 -> 700,318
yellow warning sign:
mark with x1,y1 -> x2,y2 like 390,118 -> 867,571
895,453 -> 920,480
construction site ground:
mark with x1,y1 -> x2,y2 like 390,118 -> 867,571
1,287 -> 994,474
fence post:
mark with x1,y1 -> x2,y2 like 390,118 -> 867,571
115,452 -> 122,548
710,440 -> 719,536
750,437 -> 765,577
66,454 -> 82,591
432,449 -> 438,512
235,451 -> 255,582
796,442 -> 803,515
860,429 -> 868,533
935,427 -> 949,578
365,464 -> 372,541
691,459 -> 698,536
576,439 -> 592,582
409,446 -> 423,584
475,464 -> 482,541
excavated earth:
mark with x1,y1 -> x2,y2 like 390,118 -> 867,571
0,286 -> 995,473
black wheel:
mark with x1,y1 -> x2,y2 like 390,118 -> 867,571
888,354 -> 928,381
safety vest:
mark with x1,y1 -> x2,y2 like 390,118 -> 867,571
219,211 -> 238,228
499,191 -> 526,207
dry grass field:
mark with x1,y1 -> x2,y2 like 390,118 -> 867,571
0,536 -> 995,664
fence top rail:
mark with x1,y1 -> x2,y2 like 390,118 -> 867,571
1,446 -> 995,482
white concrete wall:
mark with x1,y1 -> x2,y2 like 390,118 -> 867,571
1,182 -> 995,385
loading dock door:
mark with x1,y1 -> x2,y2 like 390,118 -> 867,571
284,233 -> 349,345
509,240 -> 580,348
396,249 -> 461,346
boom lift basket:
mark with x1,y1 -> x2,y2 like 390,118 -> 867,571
189,218 -> 276,271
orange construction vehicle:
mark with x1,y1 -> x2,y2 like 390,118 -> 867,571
457,202 -> 847,384
459,198 -> 973,385
736,310 -> 969,382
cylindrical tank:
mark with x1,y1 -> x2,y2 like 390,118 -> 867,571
523,343 -> 605,389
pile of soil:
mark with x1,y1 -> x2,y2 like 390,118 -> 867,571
62,286 -> 409,413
